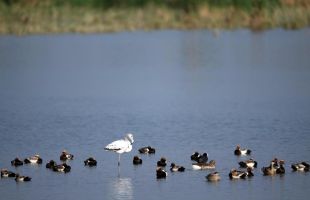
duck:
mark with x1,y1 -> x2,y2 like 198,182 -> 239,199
229,168 -> 247,179
15,174 -> 31,182
132,156 -> 142,165
272,158 -> 279,168
234,145 -> 251,156
24,154 -> 43,164
192,160 -> 216,170
170,163 -> 185,172
156,167 -> 168,179
190,152 -> 208,163
60,150 -> 74,161
197,153 -> 208,163
138,146 -> 155,154
53,163 -> 71,173
246,167 -> 254,177
46,160 -> 57,169
291,161 -> 310,172
262,160 -> 278,176
301,161 -> 310,169
239,158 -> 258,168
11,158 -> 24,166
190,152 -> 200,162
276,160 -> 285,174
206,172 -> 220,182
229,168 -> 254,179
84,157 -> 97,167
157,157 -> 167,167
1,169 -> 16,178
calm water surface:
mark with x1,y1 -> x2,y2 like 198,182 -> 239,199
0,29 -> 310,200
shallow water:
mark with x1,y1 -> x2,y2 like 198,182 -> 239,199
0,29 -> 310,200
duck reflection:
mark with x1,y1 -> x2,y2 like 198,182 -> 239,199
110,177 -> 133,200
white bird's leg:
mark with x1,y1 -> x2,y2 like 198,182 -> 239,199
118,154 -> 121,166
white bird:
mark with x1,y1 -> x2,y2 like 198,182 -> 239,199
104,133 -> 134,166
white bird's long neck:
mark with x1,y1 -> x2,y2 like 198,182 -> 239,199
125,135 -> 134,144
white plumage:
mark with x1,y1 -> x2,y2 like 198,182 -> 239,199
105,133 -> 134,166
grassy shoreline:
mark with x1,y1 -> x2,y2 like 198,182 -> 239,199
0,1 -> 309,35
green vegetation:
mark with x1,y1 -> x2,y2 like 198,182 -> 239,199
207,0 -> 279,10
3,0 -> 281,10
0,0 -> 309,34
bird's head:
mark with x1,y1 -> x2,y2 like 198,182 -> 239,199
125,133 -> 134,144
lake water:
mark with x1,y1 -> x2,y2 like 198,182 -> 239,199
0,29 -> 310,200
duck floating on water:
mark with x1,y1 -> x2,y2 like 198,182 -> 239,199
170,163 -> 185,172
192,160 -> 216,170
84,157 -> 97,167
276,160 -> 285,174
229,168 -> 254,179
24,154 -> 43,164
53,163 -> 71,173
156,167 -> 167,179
262,158 -> 282,176
206,172 -> 220,182
197,153 -> 208,163
1,169 -> 16,178
46,160 -> 57,169
191,152 -> 200,162
262,161 -> 276,176
60,150 -> 74,161
138,146 -> 155,154
133,156 -> 142,165
234,145 -> 251,156
291,161 -> 310,172
157,157 -> 167,167
229,168 -> 246,179
11,158 -> 23,167
239,158 -> 258,169
15,174 -> 31,182
190,152 -> 208,163
246,167 -> 254,177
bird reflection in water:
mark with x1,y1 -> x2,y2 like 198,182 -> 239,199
111,177 -> 133,200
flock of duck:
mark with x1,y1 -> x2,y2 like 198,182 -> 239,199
1,133 -> 309,183
1,150 -> 97,182
152,146 -> 309,181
